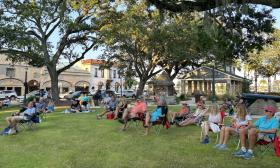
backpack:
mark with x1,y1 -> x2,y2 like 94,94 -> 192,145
274,135 -> 280,157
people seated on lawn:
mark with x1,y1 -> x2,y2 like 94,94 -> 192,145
178,102 -> 207,127
5,101 -> 36,134
97,95 -> 118,119
47,99 -> 55,113
214,104 -> 252,150
79,93 -> 90,111
201,104 -> 223,144
233,105 -> 279,160
144,95 -> 167,135
169,102 -> 190,125
70,99 -> 81,113
121,96 -> 147,131
113,95 -> 128,120
3,96 -> 11,107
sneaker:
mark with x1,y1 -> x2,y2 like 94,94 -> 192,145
202,137 -> 209,144
242,151 -> 254,160
213,144 -> 222,149
217,144 -> 228,150
233,149 -> 247,157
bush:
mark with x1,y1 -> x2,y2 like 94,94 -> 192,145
178,94 -> 186,101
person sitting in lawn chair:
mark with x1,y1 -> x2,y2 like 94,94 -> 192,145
214,104 -> 252,150
79,93 -> 90,111
69,99 -> 81,113
3,96 -> 11,107
233,105 -> 279,160
178,102 -> 207,127
97,95 -> 118,119
35,97 -> 47,114
113,95 -> 128,120
169,102 -> 190,125
121,96 -> 147,131
47,99 -> 55,113
5,101 -> 36,134
201,104 -> 224,144
144,95 -> 168,135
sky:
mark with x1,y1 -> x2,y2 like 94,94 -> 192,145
84,8 -> 280,59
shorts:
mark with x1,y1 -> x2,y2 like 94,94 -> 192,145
82,101 -> 88,106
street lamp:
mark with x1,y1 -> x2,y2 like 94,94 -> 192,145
24,65 -> 28,103
118,70 -> 124,96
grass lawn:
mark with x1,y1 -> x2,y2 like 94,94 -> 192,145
0,106 -> 279,168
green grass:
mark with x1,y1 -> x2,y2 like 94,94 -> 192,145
0,106 -> 279,168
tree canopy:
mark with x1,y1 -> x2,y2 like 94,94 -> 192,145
0,0 -> 114,102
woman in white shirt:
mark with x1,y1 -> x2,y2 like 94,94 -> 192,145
201,104 -> 223,144
178,103 -> 207,126
214,104 -> 252,150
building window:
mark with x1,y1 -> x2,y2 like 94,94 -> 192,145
6,68 -> 15,77
94,68 -> 98,77
113,70 -> 117,78
101,69 -> 104,78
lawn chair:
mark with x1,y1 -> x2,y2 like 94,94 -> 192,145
127,112 -> 146,129
18,112 -> 40,131
200,111 -> 225,143
255,130 -> 278,156
150,106 -> 170,135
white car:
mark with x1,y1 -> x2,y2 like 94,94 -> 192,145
116,90 -> 136,98
0,90 -> 18,100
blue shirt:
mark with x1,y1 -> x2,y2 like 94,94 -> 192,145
254,116 -> 279,138
21,107 -> 36,119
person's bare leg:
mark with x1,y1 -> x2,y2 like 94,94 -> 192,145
248,128 -> 257,150
204,122 -> 209,137
121,109 -> 129,130
6,117 -> 12,126
239,128 -> 247,148
179,118 -> 191,126
180,119 -> 195,126
113,107 -> 120,119
218,127 -> 226,144
145,113 -> 150,126
222,127 -> 235,145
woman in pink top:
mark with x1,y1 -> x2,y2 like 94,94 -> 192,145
121,96 -> 147,131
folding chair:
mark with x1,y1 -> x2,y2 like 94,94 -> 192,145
18,113 -> 40,131
255,130 -> 278,156
150,106 -> 169,135
127,113 -> 146,129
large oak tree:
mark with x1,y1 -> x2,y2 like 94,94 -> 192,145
0,0 -> 114,102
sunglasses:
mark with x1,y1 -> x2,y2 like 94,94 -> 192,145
265,110 -> 273,113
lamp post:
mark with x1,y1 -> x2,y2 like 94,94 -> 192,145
118,70 -> 123,96
24,65 -> 28,103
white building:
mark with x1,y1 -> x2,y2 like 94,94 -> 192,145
76,59 -> 123,92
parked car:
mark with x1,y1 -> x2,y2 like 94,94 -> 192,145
116,90 -> 136,98
0,90 -> 18,100
60,91 -> 74,99
64,91 -> 82,100
27,90 -> 48,99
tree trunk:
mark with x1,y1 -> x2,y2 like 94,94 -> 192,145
268,77 -> 271,93
47,65 -> 60,103
136,79 -> 147,97
254,71 -> 258,92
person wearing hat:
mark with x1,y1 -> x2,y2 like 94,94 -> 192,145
234,105 -> 279,160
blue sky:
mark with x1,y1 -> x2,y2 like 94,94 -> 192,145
84,8 -> 280,59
